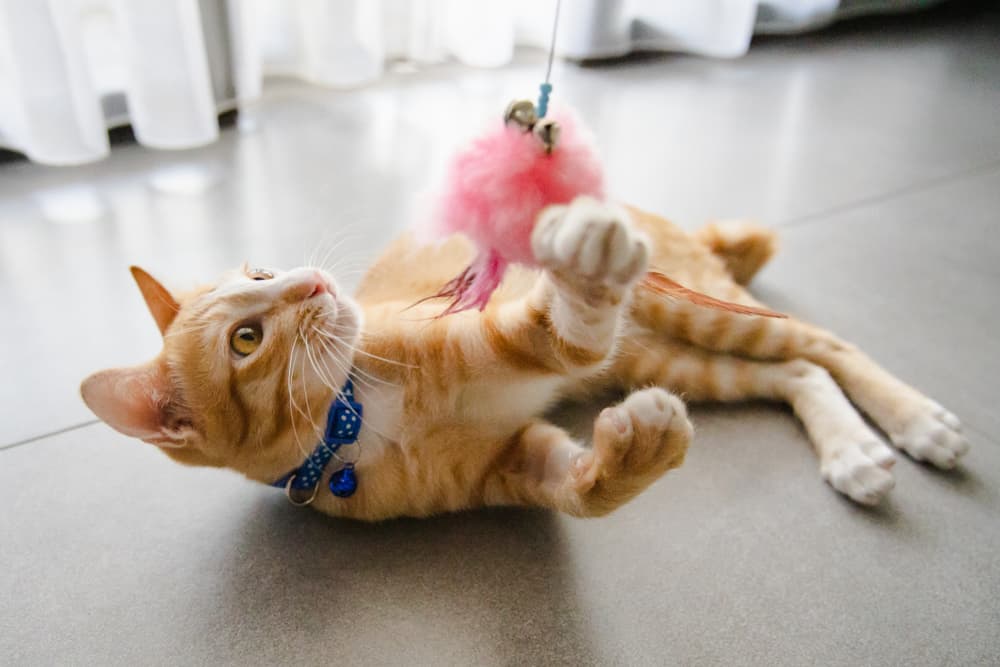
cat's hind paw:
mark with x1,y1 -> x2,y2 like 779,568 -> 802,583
889,401 -> 969,470
571,388 -> 691,515
821,440 -> 896,506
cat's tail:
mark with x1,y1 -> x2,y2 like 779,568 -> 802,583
694,220 -> 778,285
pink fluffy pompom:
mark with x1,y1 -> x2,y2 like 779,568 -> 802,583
424,109 -> 604,314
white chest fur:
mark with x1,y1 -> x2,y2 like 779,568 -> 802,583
458,375 -> 565,431
354,373 -> 564,452
351,382 -> 404,462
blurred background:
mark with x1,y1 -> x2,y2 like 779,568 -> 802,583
2,2 -> 999,665
0,0 -> 961,166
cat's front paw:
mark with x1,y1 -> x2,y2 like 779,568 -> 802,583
889,400 -> 969,469
532,196 -> 650,294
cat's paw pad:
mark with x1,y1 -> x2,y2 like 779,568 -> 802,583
890,401 -> 969,469
821,441 -> 896,505
585,388 -> 691,483
568,388 -> 691,515
532,196 -> 650,289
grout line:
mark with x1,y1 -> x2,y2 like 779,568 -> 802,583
774,159 -> 1000,231
764,158 -> 1000,449
0,420 -> 100,452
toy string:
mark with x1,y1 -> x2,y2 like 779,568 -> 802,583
537,0 -> 562,118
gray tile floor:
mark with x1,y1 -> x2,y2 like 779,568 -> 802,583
2,4 -> 999,665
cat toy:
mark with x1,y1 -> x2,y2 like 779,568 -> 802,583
423,101 -> 603,314
421,1 -> 784,320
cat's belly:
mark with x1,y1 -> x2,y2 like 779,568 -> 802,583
458,375 -> 566,430
353,373 -> 565,471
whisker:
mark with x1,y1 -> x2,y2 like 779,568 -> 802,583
298,337 -> 336,446
315,230 -> 358,266
303,327 -> 347,393
286,336 -> 318,464
299,327 -> 373,464
312,327 -> 417,369
328,320 -> 376,339
314,234 -> 362,273
323,261 -> 370,277
310,332 -> 386,392
312,338 -> 398,392
307,335 -> 395,439
323,259 -> 369,271
306,231 -> 353,269
304,332 -> 396,443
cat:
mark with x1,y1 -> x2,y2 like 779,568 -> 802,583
80,197 -> 969,520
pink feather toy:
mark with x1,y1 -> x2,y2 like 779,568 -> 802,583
422,102 -> 603,315
421,99 -> 784,320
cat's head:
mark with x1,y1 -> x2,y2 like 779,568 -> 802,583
80,265 -> 362,481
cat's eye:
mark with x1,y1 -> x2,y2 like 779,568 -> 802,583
247,268 -> 274,281
231,324 -> 263,357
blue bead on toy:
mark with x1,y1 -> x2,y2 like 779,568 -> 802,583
328,464 -> 358,498
537,82 -> 553,118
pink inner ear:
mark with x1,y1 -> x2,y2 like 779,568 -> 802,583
80,362 -> 179,444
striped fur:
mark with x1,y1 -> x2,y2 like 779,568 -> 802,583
81,198 -> 969,519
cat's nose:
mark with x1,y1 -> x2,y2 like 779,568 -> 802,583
286,270 -> 334,302
305,272 -> 335,300
309,280 -> 327,298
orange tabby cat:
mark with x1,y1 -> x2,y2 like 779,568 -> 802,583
80,197 -> 968,519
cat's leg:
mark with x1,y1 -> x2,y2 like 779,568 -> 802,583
635,291 -> 969,470
693,220 -> 778,286
482,387 -> 691,516
784,326 -> 969,469
486,196 -> 650,375
617,339 -> 897,504
755,322 -> 967,470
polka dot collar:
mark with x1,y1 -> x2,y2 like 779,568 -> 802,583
272,378 -> 362,499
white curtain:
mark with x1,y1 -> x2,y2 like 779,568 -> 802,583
0,0 -> 221,165
0,0 -> 944,166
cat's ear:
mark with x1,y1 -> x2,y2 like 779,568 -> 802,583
80,361 -> 193,447
130,266 -> 180,335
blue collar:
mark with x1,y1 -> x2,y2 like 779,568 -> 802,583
272,379 -> 363,504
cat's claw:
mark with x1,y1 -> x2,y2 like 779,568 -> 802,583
532,196 -> 650,290
889,402 -> 969,469
821,440 -> 896,505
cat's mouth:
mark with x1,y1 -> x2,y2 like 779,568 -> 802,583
295,269 -> 338,315
300,282 -> 360,357
289,267 -> 360,355
301,301 -> 338,330
295,297 -> 361,404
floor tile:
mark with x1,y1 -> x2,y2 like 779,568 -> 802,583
1,408 -> 997,665
751,165 -> 1000,438
588,9 -> 1000,226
